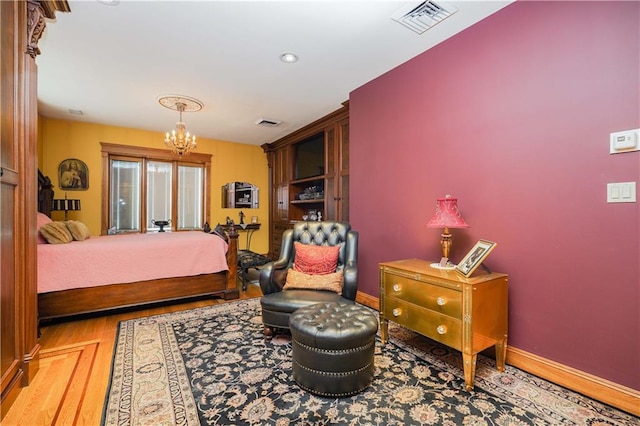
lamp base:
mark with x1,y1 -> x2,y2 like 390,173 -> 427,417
430,262 -> 456,270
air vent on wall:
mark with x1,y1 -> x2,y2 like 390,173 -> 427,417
255,118 -> 282,127
391,1 -> 458,34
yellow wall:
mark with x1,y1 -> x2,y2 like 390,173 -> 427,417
38,117 -> 270,254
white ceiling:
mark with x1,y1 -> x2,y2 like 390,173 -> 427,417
37,0 -> 512,146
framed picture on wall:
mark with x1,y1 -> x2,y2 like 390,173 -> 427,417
58,158 -> 89,190
455,240 -> 497,278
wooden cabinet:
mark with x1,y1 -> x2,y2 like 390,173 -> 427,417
379,258 -> 508,391
262,103 -> 349,259
1,1 -> 68,418
325,118 -> 349,221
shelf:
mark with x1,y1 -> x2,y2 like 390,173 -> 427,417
291,175 -> 325,185
291,199 -> 324,204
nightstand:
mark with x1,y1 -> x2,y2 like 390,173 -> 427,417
379,258 -> 508,390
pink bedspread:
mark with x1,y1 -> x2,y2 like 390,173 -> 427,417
37,231 -> 229,294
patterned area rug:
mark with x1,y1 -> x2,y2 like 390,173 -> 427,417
103,299 -> 637,425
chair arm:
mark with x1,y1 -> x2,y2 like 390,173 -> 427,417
342,260 -> 358,301
258,257 -> 292,294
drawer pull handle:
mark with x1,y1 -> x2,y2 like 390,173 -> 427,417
436,325 -> 447,335
392,308 -> 402,317
393,284 -> 401,292
436,297 -> 446,306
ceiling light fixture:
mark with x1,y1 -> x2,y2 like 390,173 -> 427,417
280,53 -> 298,63
158,95 -> 203,157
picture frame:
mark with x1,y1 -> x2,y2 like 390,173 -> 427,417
455,240 -> 497,278
251,216 -> 258,224
58,158 -> 89,191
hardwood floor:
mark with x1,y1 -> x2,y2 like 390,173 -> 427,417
2,282 -> 263,425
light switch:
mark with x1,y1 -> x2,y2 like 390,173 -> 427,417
607,182 -> 637,203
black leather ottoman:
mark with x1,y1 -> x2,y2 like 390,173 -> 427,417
289,302 -> 378,397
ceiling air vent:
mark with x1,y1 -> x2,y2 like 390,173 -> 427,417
255,118 -> 282,127
391,1 -> 458,34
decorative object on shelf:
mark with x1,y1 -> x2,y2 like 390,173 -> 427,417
296,185 -> 324,200
158,95 -> 203,157
426,194 -> 469,268
52,194 -> 81,220
58,158 -> 88,190
251,216 -> 258,224
455,239 -> 497,278
239,211 -> 245,225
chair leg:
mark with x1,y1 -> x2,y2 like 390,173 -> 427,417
263,325 -> 274,338
241,267 -> 247,291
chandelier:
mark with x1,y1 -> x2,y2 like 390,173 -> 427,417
158,95 -> 203,156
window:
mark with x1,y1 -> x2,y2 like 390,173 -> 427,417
101,143 -> 211,234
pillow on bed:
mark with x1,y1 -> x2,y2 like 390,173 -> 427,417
37,212 -> 52,244
66,220 -> 91,241
283,269 -> 344,294
39,221 -> 73,244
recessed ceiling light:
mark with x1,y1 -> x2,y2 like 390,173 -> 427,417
68,109 -> 84,115
280,53 -> 298,63
97,0 -> 119,6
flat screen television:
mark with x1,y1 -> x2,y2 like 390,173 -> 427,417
294,132 -> 325,180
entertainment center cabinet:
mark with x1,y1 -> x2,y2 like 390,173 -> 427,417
262,102 -> 349,259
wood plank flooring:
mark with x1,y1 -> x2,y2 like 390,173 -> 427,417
3,282 -> 262,425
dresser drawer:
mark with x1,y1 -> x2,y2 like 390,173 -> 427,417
383,298 -> 462,350
383,273 -> 462,319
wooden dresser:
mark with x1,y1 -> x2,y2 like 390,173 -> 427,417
379,258 -> 508,390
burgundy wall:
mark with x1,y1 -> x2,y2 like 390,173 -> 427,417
350,1 -> 639,389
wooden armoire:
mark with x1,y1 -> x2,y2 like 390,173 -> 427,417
0,0 -> 69,418
262,103 -> 349,259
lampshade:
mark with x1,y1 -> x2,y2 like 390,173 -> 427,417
52,199 -> 81,212
426,195 -> 469,266
426,195 -> 469,229
52,198 -> 81,220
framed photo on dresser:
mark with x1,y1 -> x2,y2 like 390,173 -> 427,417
455,240 -> 497,277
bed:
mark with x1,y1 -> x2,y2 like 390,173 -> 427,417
37,171 -> 239,322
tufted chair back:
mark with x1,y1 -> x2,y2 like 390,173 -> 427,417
259,221 -> 358,301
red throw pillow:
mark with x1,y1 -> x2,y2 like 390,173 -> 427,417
293,242 -> 339,275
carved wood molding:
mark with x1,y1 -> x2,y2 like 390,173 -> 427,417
26,2 -> 45,58
26,1 -> 70,58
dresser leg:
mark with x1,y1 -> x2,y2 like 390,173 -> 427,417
463,353 -> 477,391
495,337 -> 507,372
380,317 -> 388,345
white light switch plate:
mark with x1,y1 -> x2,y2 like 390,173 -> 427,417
607,182 -> 636,203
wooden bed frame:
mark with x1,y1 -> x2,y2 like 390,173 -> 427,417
37,171 -> 239,322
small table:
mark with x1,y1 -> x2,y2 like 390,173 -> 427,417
219,223 -> 261,250
379,258 -> 508,390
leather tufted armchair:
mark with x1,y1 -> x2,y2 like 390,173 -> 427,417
259,221 -> 358,336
